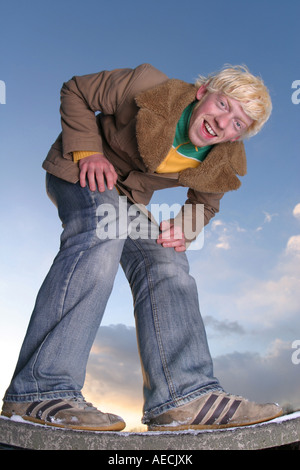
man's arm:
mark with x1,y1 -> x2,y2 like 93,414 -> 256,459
59,64 -> 167,191
60,67 -> 141,156
60,68 -> 139,191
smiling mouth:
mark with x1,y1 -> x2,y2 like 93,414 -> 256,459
203,120 -> 217,137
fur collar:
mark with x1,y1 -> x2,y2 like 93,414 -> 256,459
135,79 -> 247,193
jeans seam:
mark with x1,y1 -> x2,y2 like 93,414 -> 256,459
4,390 -> 84,402
131,238 -> 178,403
31,250 -> 85,396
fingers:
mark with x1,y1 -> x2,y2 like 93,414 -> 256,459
79,154 -> 118,192
79,165 -> 87,188
103,163 -> 118,190
174,244 -> 187,252
157,221 -> 186,252
157,237 -> 186,251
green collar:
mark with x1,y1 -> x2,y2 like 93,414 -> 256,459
173,102 -> 212,161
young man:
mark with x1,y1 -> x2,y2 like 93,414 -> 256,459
2,64 -> 282,431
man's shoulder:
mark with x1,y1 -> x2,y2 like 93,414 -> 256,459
130,63 -> 170,91
134,63 -> 169,78
113,64 -> 170,110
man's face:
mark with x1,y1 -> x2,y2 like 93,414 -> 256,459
189,86 -> 254,147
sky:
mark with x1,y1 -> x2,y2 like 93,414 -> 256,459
0,0 -> 299,431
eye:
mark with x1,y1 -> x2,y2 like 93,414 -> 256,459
234,120 -> 243,132
216,95 -> 227,109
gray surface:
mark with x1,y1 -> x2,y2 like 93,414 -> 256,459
1,412 -> 300,450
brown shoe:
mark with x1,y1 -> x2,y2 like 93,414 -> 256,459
146,391 -> 282,431
1,397 -> 126,431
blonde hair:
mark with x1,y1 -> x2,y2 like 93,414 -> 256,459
195,65 -> 272,138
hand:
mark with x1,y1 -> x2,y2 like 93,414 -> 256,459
157,220 -> 186,252
79,153 -> 118,192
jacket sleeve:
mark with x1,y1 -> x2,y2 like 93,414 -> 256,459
59,64 -> 160,159
173,189 -> 224,245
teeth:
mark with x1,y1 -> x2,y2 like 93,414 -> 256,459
204,121 -> 216,136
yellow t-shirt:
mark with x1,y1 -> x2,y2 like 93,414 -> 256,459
156,143 -> 205,173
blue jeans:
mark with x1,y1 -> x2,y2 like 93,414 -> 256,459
4,174 -> 222,421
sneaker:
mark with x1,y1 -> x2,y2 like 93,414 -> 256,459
146,391 -> 282,431
1,397 -> 125,431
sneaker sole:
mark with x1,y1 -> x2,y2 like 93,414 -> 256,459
1,411 -> 126,432
147,409 -> 283,432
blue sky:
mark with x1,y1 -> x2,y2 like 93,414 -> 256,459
1,0 -> 299,430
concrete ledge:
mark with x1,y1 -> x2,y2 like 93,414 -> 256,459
1,412 -> 300,450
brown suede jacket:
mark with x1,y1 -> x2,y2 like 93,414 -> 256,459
43,64 -> 247,242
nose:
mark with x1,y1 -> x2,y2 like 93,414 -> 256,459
215,113 -> 231,130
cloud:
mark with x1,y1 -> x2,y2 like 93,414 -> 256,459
85,324 -> 142,403
263,211 -> 278,224
233,267 -> 300,328
209,219 -> 246,250
232,228 -> 300,328
214,339 -> 300,412
286,203 -> 300,253
194,203 -> 300,328
204,315 -> 245,336
83,324 -> 145,430
293,203 -> 300,220
211,220 -> 224,230
285,202 -> 300,253
255,210 -> 279,232
216,236 -> 230,250
286,235 -> 300,253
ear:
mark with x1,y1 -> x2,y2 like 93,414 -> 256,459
196,85 -> 207,101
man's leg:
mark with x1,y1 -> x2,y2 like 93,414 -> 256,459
2,175 -> 126,430
120,214 -> 222,422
